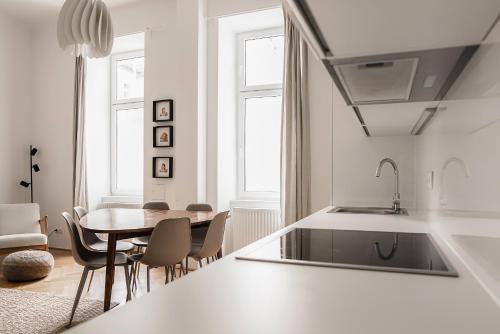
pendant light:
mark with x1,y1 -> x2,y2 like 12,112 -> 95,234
57,0 -> 114,58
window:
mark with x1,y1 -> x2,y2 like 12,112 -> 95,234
111,51 -> 144,196
237,29 -> 284,199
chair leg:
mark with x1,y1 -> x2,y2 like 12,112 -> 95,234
164,266 -> 169,284
185,257 -> 189,274
131,262 -> 137,292
198,259 -> 203,268
179,262 -> 184,277
68,266 -> 90,328
147,266 -> 151,293
86,270 -> 95,293
124,265 -> 131,302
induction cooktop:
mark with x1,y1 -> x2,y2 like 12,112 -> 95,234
236,228 -> 458,277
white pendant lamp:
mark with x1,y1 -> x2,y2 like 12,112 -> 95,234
57,0 -> 114,58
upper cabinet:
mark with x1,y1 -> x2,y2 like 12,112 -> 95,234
285,0 -> 500,136
303,0 -> 499,57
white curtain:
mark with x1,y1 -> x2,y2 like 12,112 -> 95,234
73,55 -> 88,209
280,9 -> 311,226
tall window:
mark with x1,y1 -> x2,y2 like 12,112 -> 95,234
110,51 -> 144,196
237,29 -> 284,199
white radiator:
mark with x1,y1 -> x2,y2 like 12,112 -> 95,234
228,207 -> 282,253
96,202 -> 142,209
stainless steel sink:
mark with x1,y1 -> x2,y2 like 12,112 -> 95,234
328,206 -> 409,216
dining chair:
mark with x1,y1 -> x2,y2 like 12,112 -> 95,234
73,206 -> 134,292
129,217 -> 191,292
188,211 -> 229,268
143,201 -> 170,210
131,202 -> 170,249
185,203 -> 212,212
61,212 -> 132,327
73,206 -> 134,252
185,203 -> 213,272
130,202 -> 171,283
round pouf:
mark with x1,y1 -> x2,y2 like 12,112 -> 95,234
2,250 -> 54,282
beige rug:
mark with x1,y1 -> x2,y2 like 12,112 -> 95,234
0,288 -> 117,334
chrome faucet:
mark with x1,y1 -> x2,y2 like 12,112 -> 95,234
375,158 -> 400,212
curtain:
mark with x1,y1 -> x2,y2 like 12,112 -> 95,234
280,9 -> 311,226
73,55 -> 88,210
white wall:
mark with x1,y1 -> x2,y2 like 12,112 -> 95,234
415,21 -> 500,213
0,11 -> 33,204
143,0 -> 205,209
28,0 -> 206,248
331,90 -> 416,209
308,52 -> 333,212
207,0 -> 280,18
31,20 -> 75,248
307,54 -> 416,211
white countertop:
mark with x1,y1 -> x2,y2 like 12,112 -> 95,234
68,207 -> 500,334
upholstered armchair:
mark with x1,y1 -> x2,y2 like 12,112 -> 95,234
0,203 -> 48,255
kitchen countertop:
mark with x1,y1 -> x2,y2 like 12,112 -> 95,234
68,207 -> 500,334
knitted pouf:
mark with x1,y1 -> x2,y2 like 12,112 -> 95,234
2,250 -> 54,282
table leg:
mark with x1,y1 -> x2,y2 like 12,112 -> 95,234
104,234 -> 117,312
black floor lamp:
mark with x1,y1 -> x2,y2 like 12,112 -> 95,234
20,145 -> 40,203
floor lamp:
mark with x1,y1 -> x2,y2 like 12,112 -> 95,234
20,145 -> 40,203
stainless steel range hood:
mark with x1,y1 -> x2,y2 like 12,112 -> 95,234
330,46 -> 479,106
283,0 -> 486,136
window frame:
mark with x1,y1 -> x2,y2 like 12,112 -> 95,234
110,50 -> 145,197
236,28 -> 284,200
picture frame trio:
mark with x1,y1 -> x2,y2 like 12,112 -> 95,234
153,99 -> 173,178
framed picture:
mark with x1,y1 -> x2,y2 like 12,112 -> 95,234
153,99 -> 174,122
153,157 -> 173,178
153,126 -> 174,147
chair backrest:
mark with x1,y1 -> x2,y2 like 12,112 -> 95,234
0,203 -> 41,236
73,206 -> 100,246
61,212 -> 98,266
185,203 -> 212,212
141,218 -> 191,267
196,211 -> 229,259
142,202 -> 170,210
73,206 -> 88,221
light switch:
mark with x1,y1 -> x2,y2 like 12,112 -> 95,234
426,171 -> 434,190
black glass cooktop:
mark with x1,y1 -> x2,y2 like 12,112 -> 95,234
237,228 -> 458,277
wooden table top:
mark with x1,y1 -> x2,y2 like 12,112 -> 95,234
78,209 -> 216,234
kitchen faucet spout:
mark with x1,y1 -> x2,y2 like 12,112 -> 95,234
375,158 -> 400,212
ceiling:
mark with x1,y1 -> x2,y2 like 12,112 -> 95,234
0,0 -> 143,24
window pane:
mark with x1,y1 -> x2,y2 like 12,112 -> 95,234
116,57 -> 144,100
245,35 -> 284,87
244,96 -> 281,192
115,107 -> 144,194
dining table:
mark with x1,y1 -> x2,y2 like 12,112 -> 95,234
78,208 -> 218,311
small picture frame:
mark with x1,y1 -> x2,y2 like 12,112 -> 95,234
153,157 -> 173,178
153,126 -> 174,147
153,99 -> 174,122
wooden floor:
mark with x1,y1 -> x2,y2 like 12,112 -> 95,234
0,249 -> 183,305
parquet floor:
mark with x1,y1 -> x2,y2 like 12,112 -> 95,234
0,249 -> 182,305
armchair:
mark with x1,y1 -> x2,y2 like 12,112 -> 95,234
0,203 -> 48,255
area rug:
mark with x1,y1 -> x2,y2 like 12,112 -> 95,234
0,288 -> 117,334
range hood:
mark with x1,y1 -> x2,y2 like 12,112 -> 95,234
330,45 -> 479,106
282,0 -> 489,136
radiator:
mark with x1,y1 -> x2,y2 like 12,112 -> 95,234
96,202 -> 142,209
228,207 -> 282,252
